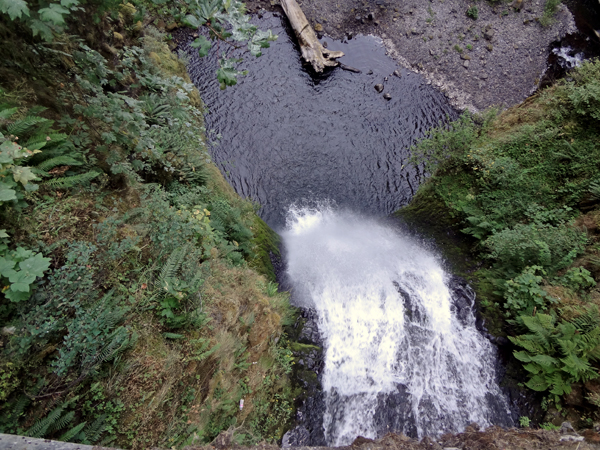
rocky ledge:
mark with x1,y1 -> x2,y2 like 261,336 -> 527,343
246,0 -> 578,111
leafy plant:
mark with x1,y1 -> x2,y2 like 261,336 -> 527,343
511,308 -> 600,404
0,231 -> 51,302
504,266 -> 556,318
519,416 -> 531,427
466,6 -> 478,19
559,267 -> 596,292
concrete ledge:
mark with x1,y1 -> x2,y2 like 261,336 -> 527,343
0,434 -> 118,450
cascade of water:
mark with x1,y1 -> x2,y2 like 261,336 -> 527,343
283,205 -> 513,446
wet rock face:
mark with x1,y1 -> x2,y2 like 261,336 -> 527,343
286,308 -> 327,446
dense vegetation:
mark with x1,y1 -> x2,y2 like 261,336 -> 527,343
0,0 -> 297,447
404,59 -> 600,426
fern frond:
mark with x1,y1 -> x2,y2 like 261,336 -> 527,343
7,116 -> 50,137
0,106 -> 19,120
26,106 -> 48,117
43,170 -> 102,188
49,410 -> 75,433
81,414 -> 107,444
59,421 -> 86,442
27,406 -> 64,437
37,156 -> 83,172
157,246 -> 187,292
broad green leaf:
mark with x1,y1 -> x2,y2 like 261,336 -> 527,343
0,183 -> 17,202
38,3 -> 69,25
0,0 -> 30,20
19,252 -> 51,278
0,256 -> 16,276
216,58 -> 246,90
60,0 -> 78,7
29,19 -> 54,40
191,36 -> 211,57
13,247 -> 33,262
182,14 -> 204,28
5,287 -> 30,302
525,375 -> 549,392
8,270 -> 35,291
0,229 -> 8,238
12,165 -> 38,186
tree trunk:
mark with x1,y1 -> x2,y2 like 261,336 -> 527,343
280,0 -> 344,72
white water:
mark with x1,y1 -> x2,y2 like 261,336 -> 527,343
283,206 -> 512,446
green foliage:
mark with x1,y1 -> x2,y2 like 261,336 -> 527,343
504,266 -> 556,318
485,222 -> 587,275
151,245 -> 204,329
181,0 -> 276,86
559,267 -> 596,292
519,416 -> 531,427
510,307 -> 600,403
562,60 -> 600,121
540,0 -> 561,27
0,231 -> 50,302
466,6 -> 478,19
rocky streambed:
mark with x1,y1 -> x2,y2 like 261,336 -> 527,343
243,0 -> 586,111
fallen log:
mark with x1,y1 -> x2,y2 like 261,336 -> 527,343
280,0 -> 344,72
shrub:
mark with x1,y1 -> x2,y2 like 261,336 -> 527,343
466,6 -> 478,19
484,222 -> 587,275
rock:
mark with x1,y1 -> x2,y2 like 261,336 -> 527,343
481,73 -> 488,79
383,93 -> 392,100
374,20 -> 380,26
393,69 -> 401,77
486,44 -> 493,52
560,421 -> 576,434
384,77 -> 388,81
367,70 -> 374,75
355,15 -> 362,21
375,84 -> 384,93
282,426 -> 311,447
322,41 -> 328,48
483,25 -> 495,40
463,60 -> 470,68
367,12 -> 374,20
461,54 -> 471,60
314,23 -> 323,32
564,384 -> 584,406
1,326 -> 15,335
347,31 -> 353,39
166,22 -> 178,31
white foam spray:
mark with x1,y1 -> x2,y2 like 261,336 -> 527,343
283,205 -> 512,446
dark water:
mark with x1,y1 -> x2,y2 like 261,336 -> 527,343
182,13 -> 457,229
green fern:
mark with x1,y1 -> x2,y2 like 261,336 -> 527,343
43,170 -> 102,188
0,106 -> 19,120
7,116 -> 51,138
59,421 -> 87,442
80,414 -> 107,444
27,405 -> 65,438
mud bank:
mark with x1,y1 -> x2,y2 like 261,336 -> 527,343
245,0 -> 578,111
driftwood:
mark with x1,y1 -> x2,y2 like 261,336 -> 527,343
280,0 -> 344,72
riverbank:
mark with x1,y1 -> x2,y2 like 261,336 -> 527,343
245,0 -> 582,111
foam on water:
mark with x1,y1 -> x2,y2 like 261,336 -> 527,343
283,205 -> 513,446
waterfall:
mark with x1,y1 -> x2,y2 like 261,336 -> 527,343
283,205 -> 513,446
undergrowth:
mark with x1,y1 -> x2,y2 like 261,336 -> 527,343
408,59 -> 600,424
0,1 -> 293,448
